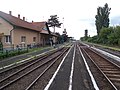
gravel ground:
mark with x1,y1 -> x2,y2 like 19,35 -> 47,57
0,43 -> 66,71
94,45 -> 120,58
84,42 -> 120,58
48,46 -> 74,90
93,46 -> 120,66
73,46 -> 94,90
48,45 -> 95,90
29,49 -> 68,90
0,47 -> 67,90
2,42 -> 119,90
81,46 -> 116,90
84,42 -> 120,66
0,47 -> 52,68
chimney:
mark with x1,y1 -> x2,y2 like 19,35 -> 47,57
18,14 -> 20,19
9,11 -> 12,15
23,17 -> 25,21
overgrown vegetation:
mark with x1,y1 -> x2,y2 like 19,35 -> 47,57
0,48 -> 28,59
81,3 -> 120,47
47,15 -> 62,33
95,3 -> 111,35
81,26 -> 120,46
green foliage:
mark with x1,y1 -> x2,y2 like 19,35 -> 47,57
0,49 -> 28,59
0,42 -> 3,52
95,3 -> 111,35
0,52 -> 6,59
83,29 -> 88,41
85,26 -> 120,47
47,15 -> 62,44
62,34 -> 68,42
80,37 -> 86,41
81,35 -> 98,43
55,32 -> 63,44
115,26 -> 120,38
87,35 -> 99,43
118,39 -> 120,46
47,15 -> 62,30
99,27 -> 113,44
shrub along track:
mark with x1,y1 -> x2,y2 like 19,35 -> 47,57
79,43 -> 120,90
0,46 -> 70,90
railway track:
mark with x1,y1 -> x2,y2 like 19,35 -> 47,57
0,47 -> 63,75
0,46 -> 70,90
79,45 -> 120,90
0,47 -> 65,83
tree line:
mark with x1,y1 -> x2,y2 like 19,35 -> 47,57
86,26 -> 120,45
81,3 -> 120,46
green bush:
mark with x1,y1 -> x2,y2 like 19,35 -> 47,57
0,49 -> 28,59
118,39 -> 120,46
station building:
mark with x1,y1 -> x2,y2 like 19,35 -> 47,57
0,11 -> 58,50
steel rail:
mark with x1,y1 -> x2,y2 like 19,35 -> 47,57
25,48 -> 69,90
0,54 -> 51,83
80,46 -> 119,90
0,47 -> 64,74
89,47 -> 120,68
0,47 -> 67,90
0,48 -> 64,84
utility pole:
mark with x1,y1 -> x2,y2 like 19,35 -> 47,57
63,17 -> 64,30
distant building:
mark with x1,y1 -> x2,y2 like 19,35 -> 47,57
0,11 -> 53,50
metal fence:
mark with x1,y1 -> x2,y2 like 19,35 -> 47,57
0,43 -> 49,59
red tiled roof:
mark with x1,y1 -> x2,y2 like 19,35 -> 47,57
40,30 -> 49,34
0,11 -> 41,32
31,22 -> 57,36
32,22 -> 49,34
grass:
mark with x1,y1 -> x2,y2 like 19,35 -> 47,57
27,46 -> 51,54
84,41 -> 120,51
0,46 -> 52,60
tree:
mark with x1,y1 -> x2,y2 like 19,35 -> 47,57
99,27 -> 113,44
95,3 -> 111,35
55,32 -> 63,44
47,15 -> 62,46
62,29 -> 68,42
84,29 -> 88,40
47,15 -> 62,33
108,26 -> 120,45
0,42 -> 3,52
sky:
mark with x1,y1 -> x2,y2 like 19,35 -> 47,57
0,0 -> 120,40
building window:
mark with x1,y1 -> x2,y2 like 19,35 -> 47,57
5,35 -> 11,43
21,36 -> 26,43
33,37 -> 36,42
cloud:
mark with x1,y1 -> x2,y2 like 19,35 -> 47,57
110,15 -> 120,25
1,0 -> 120,39
79,18 -> 95,27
